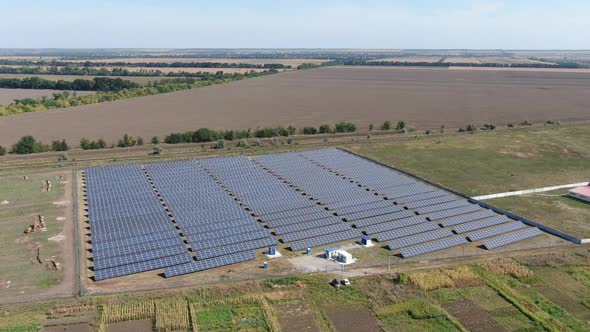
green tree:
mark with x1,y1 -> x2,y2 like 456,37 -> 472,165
381,121 -> 392,130
0,145 -> 6,156
396,121 -> 406,130
369,124 -> 374,131
11,136 -> 49,154
319,124 -> 332,134
151,136 -> 160,145
51,139 -> 69,151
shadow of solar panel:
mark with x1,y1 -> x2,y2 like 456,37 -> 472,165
93,245 -> 188,270
281,222 -> 352,243
438,209 -> 497,227
404,195 -> 458,209
195,237 -> 276,260
466,221 -> 528,242
483,227 -> 544,249
189,229 -> 270,251
363,215 -> 428,234
453,215 -> 511,234
92,237 -> 185,261
274,216 -> 343,235
427,204 -> 482,221
94,253 -> 193,281
374,222 -> 440,242
400,236 -> 469,258
415,200 -> 471,214
388,228 -> 453,250
164,251 -> 256,277
353,210 -> 417,228
289,229 -> 362,251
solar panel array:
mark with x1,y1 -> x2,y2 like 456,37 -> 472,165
85,165 -> 192,281
483,227 -> 544,249
85,148 -> 549,280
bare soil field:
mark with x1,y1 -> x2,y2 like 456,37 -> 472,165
274,301 -> 320,332
116,66 -> 268,74
443,299 -> 505,332
370,57 -> 442,62
323,305 -> 381,332
1,66 -> 590,146
448,66 -> 590,73
0,88 -> 95,104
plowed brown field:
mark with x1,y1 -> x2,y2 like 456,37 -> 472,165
1,66 -> 590,146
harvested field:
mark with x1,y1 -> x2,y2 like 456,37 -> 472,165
370,57 -> 441,62
1,66 -> 590,146
443,57 -> 482,64
274,301 -> 320,332
443,299 -> 505,332
323,306 -> 380,332
448,66 -> 590,73
116,66 -> 268,74
0,88 -> 95,104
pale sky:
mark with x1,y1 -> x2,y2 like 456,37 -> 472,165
1,0 -> 588,49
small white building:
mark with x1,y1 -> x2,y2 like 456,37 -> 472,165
335,251 -> 353,264
567,186 -> 590,203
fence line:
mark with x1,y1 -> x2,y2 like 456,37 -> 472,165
473,182 -> 589,200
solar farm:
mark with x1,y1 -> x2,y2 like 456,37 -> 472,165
83,148 -> 549,281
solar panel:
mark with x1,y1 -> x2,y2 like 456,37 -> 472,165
290,229 -> 362,251
415,200 -> 471,214
374,222 -> 440,242
438,209 -> 497,227
195,237 -> 277,260
426,204 -> 482,221
466,222 -> 528,242
281,222 -> 351,243
363,215 -> 428,234
483,227 -> 544,249
274,216 -> 343,235
94,253 -> 193,281
404,195 -> 458,209
400,236 -> 469,258
388,228 -> 453,250
189,229 -> 270,251
352,210 -> 417,228
453,215 -> 511,234
93,245 -> 188,271
164,251 -> 256,277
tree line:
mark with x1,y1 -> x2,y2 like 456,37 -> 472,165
0,66 -> 278,79
0,77 -> 140,91
0,59 -> 290,69
0,72 -> 278,116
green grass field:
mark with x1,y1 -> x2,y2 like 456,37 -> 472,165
488,189 -> 590,238
350,125 -> 590,196
0,173 -> 66,297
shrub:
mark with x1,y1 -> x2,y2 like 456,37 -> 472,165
521,120 -> 532,126
80,138 -> 107,150
465,124 -> 477,132
11,136 -> 49,154
369,123 -> 374,131
151,136 -> 160,145
137,137 -> 144,146
211,140 -> 225,149
302,126 -> 318,135
335,122 -> 356,133
236,139 -> 249,148
51,139 -> 69,151
425,130 -> 432,135
381,121 -> 392,130
0,145 -> 6,156
117,133 -> 138,147
319,124 -> 332,134
396,120 -> 406,130
482,123 -> 496,130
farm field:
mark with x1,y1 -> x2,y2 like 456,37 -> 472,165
488,189 -> 590,239
0,88 -> 95,104
62,57 -> 330,67
1,66 -> 590,146
3,256 -> 590,331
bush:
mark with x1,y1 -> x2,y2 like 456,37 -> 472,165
396,121 -> 406,130
11,136 -> 49,154
0,145 -> 6,156
319,124 -> 332,134
369,123 -> 374,131
521,120 -> 532,126
117,133 -> 138,147
151,136 -> 160,145
335,122 -> 356,133
381,121 -> 392,130
80,138 -> 107,150
302,127 -> 318,135
507,123 -> 515,128
51,139 -> 69,151
137,137 -> 144,146
482,123 -> 496,130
